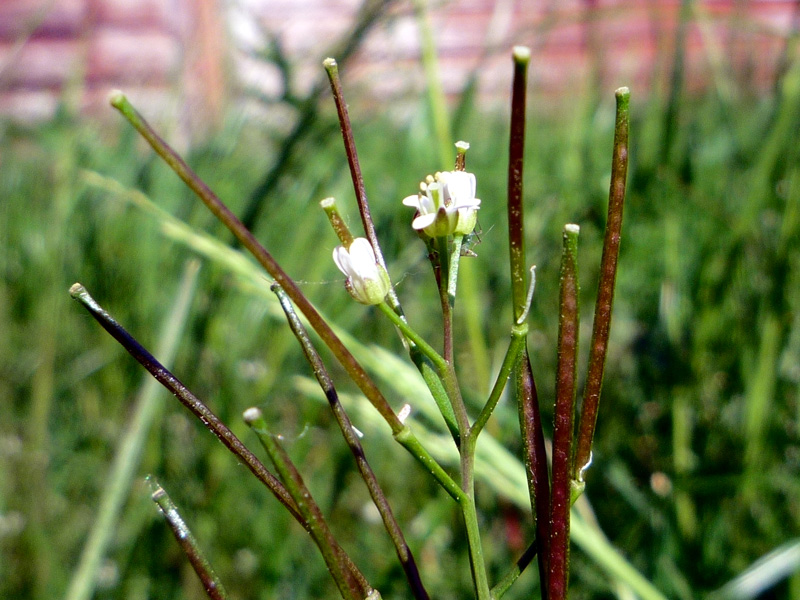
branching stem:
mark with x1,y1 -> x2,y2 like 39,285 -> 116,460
109,92 -> 404,435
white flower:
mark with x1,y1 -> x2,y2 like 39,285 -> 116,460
402,170 -> 481,237
332,238 -> 391,305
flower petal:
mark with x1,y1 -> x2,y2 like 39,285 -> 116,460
347,238 -> 378,274
332,245 -> 352,276
412,212 -> 437,231
402,194 -> 423,208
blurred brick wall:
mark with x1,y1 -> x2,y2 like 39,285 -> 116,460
1,0 -> 798,127
0,0 -> 227,132
235,0 -> 798,110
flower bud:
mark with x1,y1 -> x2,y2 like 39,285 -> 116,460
332,238 -> 391,305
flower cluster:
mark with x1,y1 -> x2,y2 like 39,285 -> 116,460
333,167 -> 481,305
402,170 -> 481,238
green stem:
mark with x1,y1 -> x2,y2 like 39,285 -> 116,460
149,478 -> 230,600
470,323 -> 528,442
491,539 -> 539,599
378,302 -> 468,439
409,347 -> 461,442
393,427 -> 463,501
448,235 -> 464,302
434,235 -> 471,441
436,235 -> 455,365
460,492 -> 491,600
396,427 -> 489,600
378,303 -> 446,377
245,409 -> 367,600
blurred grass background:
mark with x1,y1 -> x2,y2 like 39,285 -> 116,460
3,3 -> 800,599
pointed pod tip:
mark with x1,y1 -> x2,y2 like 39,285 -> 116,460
108,89 -> 126,109
512,46 -> 531,62
615,87 -> 631,111
242,407 -> 263,425
147,476 -> 165,499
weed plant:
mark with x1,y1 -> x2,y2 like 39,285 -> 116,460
2,19 -> 800,600
68,45 -> 635,599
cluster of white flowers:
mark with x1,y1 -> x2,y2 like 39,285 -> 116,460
402,170 -> 481,238
333,165 -> 480,305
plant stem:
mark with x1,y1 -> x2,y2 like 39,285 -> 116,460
68,284 -> 294,513
149,478 -> 230,600
444,235 -> 464,381
491,539 -> 539,599
324,58 -> 403,317
470,323 -> 527,442
393,427 -> 463,501
435,235 -> 490,600
321,197 -> 356,248
64,262 -> 199,600
460,493 -> 491,600
68,283 -> 369,591
548,225 -> 580,600
507,46 -> 531,322
574,87 -> 630,478
506,44 -> 552,596
244,409 -> 367,600
272,284 -> 430,600
433,235 -> 471,441
409,346 -> 461,442
109,92 -> 405,436
458,433 -> 489,600
435,236 -> 456,365
377,302 -> 445,376
378,301 -> 468,440
448,235 -> 464,303
395,425 -> 490,600
516,348 -> 550,594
